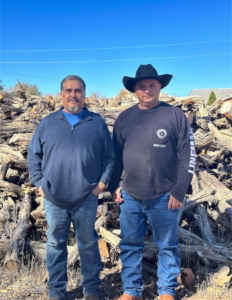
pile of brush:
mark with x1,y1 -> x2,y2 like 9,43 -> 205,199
0,88 -> 232,292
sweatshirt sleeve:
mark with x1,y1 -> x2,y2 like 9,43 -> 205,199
27,123 -> 44,189
108,117 -> 124,194
169,112 -> 196,202
99,122 -> 116,185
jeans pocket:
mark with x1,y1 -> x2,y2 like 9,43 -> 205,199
161,192 -> 170,201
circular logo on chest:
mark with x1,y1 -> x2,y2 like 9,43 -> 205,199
157,129 -> 167,139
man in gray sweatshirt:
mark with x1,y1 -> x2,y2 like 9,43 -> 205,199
28,75 -> 115,300
108,64 -> 195,300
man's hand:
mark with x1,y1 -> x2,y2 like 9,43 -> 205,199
91,185 -> 104,196
38,186 -> 45,198
112,187 -> 124,203
168,194 -> 182,210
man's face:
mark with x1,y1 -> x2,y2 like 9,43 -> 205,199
134,79 -> 161,109
60,80 -> 86,114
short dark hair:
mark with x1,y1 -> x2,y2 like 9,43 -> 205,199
60,75 -> 86,91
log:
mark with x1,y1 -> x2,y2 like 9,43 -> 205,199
0,237 -> 73,265
0,123 -> 36,139
8,133 -> 33,146
194,131 -> 214,151
143,240 -> 231,265
194,205 -> 216,244
208,148 -> 231,165
4,190 -> 32,270
184,187 -> 216,211
0,104 -> 25,113
198,170 -> 232,208
0,155 -> 11,181
217,162 -> 228,181
99,240 -> 110,258
196,119 -> 208,131
220,101 -> 232,121
178,227 -> 232,261
30,198 -> 46,228
163,96 -> 203,109
99,226 -> 121,247
191,173 -> 201,195
207,96 -> 232,115
10,157 -> 28,169
220,128 -> 232,137
213,118 -> 230,129
0,144 -> 24,160
0,180 -> 23,197
196,105 -> 210,130
208,122 -> 232,151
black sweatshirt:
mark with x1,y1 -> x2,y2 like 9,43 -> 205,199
108,102 -> 195,203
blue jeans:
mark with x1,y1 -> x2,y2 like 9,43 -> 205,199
44,193 -> 101,300
120,190 -> 180,297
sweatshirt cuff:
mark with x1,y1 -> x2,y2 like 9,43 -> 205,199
108,181 -> 120,194
34,179 -> 42,189
169,186 -> 185,203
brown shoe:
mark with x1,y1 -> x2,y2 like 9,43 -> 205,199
160,295 -> 175,300
116,294 -> 142,300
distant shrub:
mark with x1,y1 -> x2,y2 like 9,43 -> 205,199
88,91 -> 106,101
10,82 -> 42,96
207,91 -> 216,106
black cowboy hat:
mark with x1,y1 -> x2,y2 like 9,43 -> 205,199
123,64 -> 173,92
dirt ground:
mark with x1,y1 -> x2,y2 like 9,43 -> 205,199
0,260 -> 231,300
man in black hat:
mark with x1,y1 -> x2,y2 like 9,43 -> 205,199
108,64 -> 195,300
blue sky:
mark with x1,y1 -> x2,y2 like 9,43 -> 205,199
0,0 -> 231,98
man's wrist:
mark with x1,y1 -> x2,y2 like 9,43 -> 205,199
98,182 -> 108,190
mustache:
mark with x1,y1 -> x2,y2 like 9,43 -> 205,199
68,97 -> 79,102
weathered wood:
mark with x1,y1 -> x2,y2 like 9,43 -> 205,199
194,131 -> 214,151
8,133 -> 33,146
178,227 -> 232,260
99,226 -> 121,247
185,111 -> 195,125
208,148 -> 231,165
1,88 -> 232,273
220,128 -> 232,137
99,240 -> 110,258
0,144 -> 24,160
4,190 -> 32,270
0,123 -> 36,139
220,101 -> 232,121
199,170 -> 232,208
191,172 -> 201,195
0,237 -> 72,265
217,162 -> 228,181
0,180 -> 23,197
208,122 -> 232,151
30,198 -> 46,228
0,155 -> 11,180
0,104 -> 25,113
213,117 -> 230,129
143,240 -> 231,265
184,187 -> 216,212
10,157 -> 28,169
0,200 -> 12,236
194,205 -> 216,244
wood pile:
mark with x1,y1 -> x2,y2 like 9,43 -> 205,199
0,88 -> 232,290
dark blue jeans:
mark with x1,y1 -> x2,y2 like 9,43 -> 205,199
44,193 -> 101,299
120,190 -> 180,297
